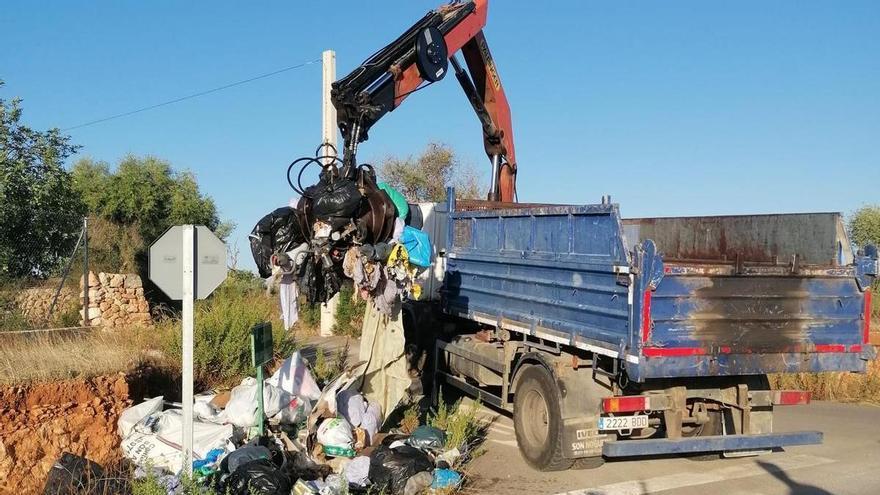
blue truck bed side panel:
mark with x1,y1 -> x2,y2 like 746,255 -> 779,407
443,204 -> 632,351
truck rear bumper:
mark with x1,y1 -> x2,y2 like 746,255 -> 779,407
602,431 -> 823,458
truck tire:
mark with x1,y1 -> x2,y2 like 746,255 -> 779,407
513,365 -> 573,471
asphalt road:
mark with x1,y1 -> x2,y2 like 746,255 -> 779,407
465,401 -> 880,495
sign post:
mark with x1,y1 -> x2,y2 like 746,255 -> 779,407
250,322 -> 273,437
149,225 -> 227,473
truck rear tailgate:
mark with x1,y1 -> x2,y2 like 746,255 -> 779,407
624,213 -> 875,379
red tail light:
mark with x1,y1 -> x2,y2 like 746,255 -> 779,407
602,396 -> 650,413
641,290 -> 652,343
773,390 -> 811,405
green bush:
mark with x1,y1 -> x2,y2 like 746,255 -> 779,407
163,278 -> 297,385
333,282 -> 366,337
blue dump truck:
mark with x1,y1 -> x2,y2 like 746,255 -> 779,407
417,195 -> 878,471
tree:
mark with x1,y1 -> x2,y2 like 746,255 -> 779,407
378,142 -> 484,202
71,155 -> 234,271
0,82 -> 85,278
850,205 -> 880,249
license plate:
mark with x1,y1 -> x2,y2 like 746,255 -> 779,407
598,415 -> 649,431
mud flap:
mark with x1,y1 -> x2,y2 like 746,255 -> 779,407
561,417 -> 610,459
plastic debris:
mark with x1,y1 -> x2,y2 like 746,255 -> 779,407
431,468 -> 463,489
117,395 -> 163,438
404,471 -> 434,495
225,377 -> 290,427
267,352 -> 322,401
436,447 -> 461,467
227,445 -> 271,473
369,444 -> 434,495
43,453 -> 127,495
406,425 -> 446,452
317,417 -> 354,452
344,456 -> 371,487
221,458 -> 291,495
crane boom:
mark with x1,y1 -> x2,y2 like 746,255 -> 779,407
331,0 -> 516,202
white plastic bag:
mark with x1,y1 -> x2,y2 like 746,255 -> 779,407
270,395 -> 311,425
118,396 -> 163,438
267,352 -> 322,400
225,377 -> 290,427
121,409 -> 233,473
317,417 -> 354,449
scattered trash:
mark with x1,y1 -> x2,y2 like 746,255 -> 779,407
369,444 -> 434,495
317,417 -> 355,455
268,352 -> 322,401
227,445 -> 271,473
120,406 -> 233,473
43,453 -> 127,495
221,458 -> 291,495
344,456 -> 371,487
400,225 -> 432,267
225,377 -> 291,427
117,395 -> 163,437
436,447 -> 461,468
431,468 -> 463,490
378,181 -> 410,220
406,425 -> 446,453
403,471 -> 434,495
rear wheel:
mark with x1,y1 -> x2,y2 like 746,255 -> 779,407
513,365 -> 573,471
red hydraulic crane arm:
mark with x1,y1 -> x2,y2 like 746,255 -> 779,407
331,0 -> 516,202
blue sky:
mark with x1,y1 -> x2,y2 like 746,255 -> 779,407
4,1 -> 879,271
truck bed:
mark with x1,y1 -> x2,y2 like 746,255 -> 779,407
442,199 -> 877,382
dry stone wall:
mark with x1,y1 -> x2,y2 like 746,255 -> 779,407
80,271 -> 152,327
14,287 -> 77,323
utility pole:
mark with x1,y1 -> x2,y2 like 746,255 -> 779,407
320,49 -> 339,337
83,217 -> 90,326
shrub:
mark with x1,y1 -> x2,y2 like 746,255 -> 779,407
163,278 -> 296,386
333,282 -> 366,337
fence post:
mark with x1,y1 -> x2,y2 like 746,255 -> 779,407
83,217 -> 89,326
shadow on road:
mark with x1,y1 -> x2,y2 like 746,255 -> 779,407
757,460 -> 832,495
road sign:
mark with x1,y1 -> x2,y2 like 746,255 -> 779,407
147,225 -> 227,474
148,225 -> 227,300
251,322 -> 274,367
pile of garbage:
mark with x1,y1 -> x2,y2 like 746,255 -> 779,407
105,355 -> 463,495
250,157 -> 432,311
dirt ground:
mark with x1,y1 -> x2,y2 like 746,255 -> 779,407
0,374 -> 131,495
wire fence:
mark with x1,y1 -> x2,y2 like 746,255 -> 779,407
0,217 -> 92,332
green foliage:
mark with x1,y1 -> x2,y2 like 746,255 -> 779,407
162,278 -> 296,385
300,299 -> 320,328
400,402 -> 420,434
71,155 -> 233,273
0,82 -> 85,277
311,344 -> 349,387
72,155 -> 221,241
333,283 -> 366,337
379,142 -> 483,202
430,398 -> 483,450
850,205 -> 880,248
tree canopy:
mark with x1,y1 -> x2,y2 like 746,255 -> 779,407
378,142 -> 484,202
850,205 -> 880,249
0,82 -> 85,278
71,155 -> 233,272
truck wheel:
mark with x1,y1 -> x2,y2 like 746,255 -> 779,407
513,365 -> 573,471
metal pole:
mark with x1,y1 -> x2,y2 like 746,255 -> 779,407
321,49 -> 339,336
321,49 -> 338,165
181,225 -> 195,474
256,363 -> 265,437
48,220 -> 85,319
489,154 -> 501,201
82,217 -> 89,326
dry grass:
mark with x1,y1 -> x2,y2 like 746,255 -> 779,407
0,328 -> 150,385
771,357 -> 880,404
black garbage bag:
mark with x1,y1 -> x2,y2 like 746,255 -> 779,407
368,445 -> 434,495
43,452 -> 129,495
249,206 -> 307,278
285,451 -> 332,482
221,459 -> 291,495
306,177 -> 363,221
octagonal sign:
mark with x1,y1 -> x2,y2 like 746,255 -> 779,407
149,225 -> 228,300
